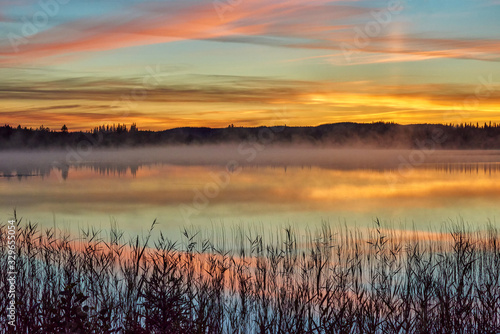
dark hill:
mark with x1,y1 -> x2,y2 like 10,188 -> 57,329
1,122 -> 499,149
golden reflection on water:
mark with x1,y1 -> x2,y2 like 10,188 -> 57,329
1,160 -> 499,235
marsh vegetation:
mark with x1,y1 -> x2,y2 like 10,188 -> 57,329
1,215 -> 499,333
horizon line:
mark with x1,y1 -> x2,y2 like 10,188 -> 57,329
3,120 -> 500,133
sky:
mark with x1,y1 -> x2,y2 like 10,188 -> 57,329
1,0 -> 500,131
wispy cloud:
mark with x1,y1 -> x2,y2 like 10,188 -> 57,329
1,0 -> 499,128
2,71 -> 499,130
2,0 -> 500,66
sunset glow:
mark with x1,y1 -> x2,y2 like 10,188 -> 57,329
1,0 -> 500,130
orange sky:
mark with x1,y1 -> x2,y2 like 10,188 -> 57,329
1,0 -> 500,130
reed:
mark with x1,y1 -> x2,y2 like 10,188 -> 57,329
1,215 -> 499,333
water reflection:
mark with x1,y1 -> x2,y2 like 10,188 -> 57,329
0,148 -> 499,236
2,159 -> 500,181
429,162 -> 500,175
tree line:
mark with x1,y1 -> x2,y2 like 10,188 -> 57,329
1,121 -> 499,149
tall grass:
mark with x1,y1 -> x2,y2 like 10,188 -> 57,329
1,216 -> 499,333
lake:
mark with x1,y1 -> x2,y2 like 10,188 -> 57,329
1,146 -> 499,237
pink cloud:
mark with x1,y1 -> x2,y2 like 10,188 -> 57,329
0,0 -> 367,64
1,0 -> 499,66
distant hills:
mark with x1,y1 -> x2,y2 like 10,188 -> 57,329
1,122 -> 500,149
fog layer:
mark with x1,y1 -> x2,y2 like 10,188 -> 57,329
1,145 -> 500,178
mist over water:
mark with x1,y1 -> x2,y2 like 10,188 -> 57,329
2,145 -> 500,177
1,146 -> 499,236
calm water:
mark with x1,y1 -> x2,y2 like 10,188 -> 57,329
1,146 -> 499,236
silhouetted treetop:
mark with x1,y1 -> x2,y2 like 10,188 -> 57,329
0,122 -> 499,149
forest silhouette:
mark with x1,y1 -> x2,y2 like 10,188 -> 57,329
1,122 -> 500,149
